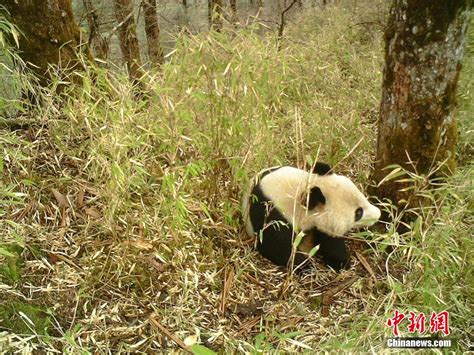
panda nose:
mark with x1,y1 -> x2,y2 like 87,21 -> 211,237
362,205 -> 381,226
369,205 -> 381,222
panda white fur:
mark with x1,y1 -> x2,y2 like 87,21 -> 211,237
242,162 -> 381,271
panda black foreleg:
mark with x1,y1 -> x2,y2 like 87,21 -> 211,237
256,222 -> 313,269
256,221 -> 296,267
314,231 -> 351,271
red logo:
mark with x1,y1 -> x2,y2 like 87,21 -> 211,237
407,311 -> 426,334
386,310 -> 450,336
430,311 -> 450,336
386,310 -> 405,336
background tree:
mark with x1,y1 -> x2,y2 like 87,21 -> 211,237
83,0 -> 109,59
373,0 -> 471,207
277,0 -> 298,47
208,0 -> 223,32
142,0 -> 164,65
114,0 -> 143,84
3,0 -> 89,87
230,0 -> 238,24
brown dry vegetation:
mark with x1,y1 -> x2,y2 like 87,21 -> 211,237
0,1 -> 472,353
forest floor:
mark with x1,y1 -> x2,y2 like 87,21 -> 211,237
1,1 -> 473,353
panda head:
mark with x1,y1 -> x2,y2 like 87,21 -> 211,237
298,162 -> 381,236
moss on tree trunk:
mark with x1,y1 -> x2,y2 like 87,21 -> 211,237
3,0 -> 90,87
373,0 -> 471,207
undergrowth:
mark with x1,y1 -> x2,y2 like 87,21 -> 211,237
0,1 -> 472,352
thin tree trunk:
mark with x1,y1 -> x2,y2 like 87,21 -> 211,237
208,0 -> 212,29
142,0 -> 164,65
83,0 -> 109,59
230,0 -> 237,24
3,0 -> 90,87
373,0 -> 471,208
208,0 -> 223,32
113,0 -> 143,85
277,0 -> 298,48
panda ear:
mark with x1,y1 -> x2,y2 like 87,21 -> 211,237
302,186 -> 326,210
313,162 -> 332,175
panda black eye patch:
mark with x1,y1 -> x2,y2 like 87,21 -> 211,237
307,186 -> 325,210
355,207 -> 363,221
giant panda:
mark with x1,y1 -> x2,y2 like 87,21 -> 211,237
242,162 -> 381,271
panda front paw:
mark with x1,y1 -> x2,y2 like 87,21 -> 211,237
323,255 -> 351,272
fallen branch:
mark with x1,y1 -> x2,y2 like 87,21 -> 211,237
321,275 -> 358,317
219,265 -> 235,314
355,251 -> 377,280
235,316 -> 261,337
148,314 -> 189,351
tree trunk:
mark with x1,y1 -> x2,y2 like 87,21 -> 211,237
142,0 -> 164,65
230,0 -> 237,24
3,0 -> 90,87
113,0 -> 143,85
208,0 -> 212,29
278,0 -> 298,46
83,0 -> 109,59
208,0 -> 223,32
373,0 -> 471,207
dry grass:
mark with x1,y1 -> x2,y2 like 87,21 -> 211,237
1,1 -> 472,353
